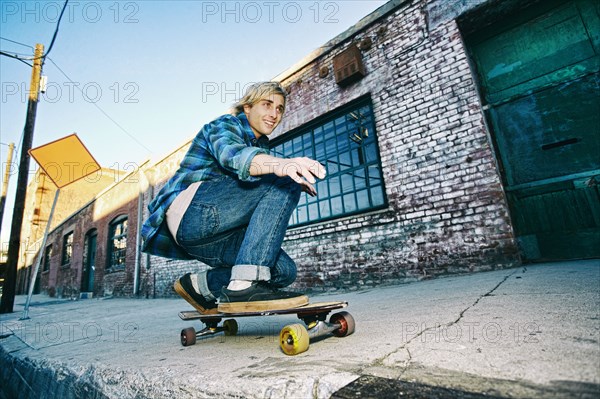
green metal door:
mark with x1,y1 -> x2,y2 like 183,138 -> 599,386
466,0 -> 600,261
83,230 -> 97,292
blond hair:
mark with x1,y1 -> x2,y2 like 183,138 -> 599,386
230,82 -> 287,116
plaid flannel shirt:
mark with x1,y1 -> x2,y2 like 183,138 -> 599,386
141,113 -> 270,259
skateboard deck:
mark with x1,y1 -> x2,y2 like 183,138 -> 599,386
179,301 -> 347,320
178,301 -> 354,355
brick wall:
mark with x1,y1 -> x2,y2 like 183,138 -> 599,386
30,166 -> 145,298
271,0 -> 520,291
144,0 -> 520,295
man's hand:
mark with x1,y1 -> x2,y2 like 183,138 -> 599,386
250,154 -> 326,196
274,157 -> 326,196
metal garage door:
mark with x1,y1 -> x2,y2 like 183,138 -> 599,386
465,0 -> 600,261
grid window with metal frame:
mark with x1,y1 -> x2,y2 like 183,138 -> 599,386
107,216 -> 127,271
271,97 -> 386,227
61,232 -> 73,265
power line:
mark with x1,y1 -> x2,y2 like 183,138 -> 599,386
40,0 -> 69,63
0,49 -> 32,58
0,37 -> 34,50
0,37 -> 35,64
1,1 -> 68,169
2,0 -> 151,157
0,51 -> 32,67
46,57 -> 154,155
0,0 -> 69,65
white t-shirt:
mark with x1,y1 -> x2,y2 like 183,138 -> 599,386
165,181 -> 202,244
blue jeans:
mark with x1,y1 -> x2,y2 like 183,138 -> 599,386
176,174 -> 302,300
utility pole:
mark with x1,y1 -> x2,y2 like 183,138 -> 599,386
0,142 -> 15,233
0,43 -> 44,314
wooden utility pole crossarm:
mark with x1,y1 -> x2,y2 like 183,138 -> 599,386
0,43 -> 44,314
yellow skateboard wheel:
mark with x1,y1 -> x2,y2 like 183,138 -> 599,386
280,323 -> 309,355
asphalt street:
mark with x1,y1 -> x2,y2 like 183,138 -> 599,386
1,260 -> 599,398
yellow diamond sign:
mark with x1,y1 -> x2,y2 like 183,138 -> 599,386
28,134 -> 101,188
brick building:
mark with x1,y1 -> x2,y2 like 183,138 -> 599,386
24,0 -> 599,298
17,167 -> 127,297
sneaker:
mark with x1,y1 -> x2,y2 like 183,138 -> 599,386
218,282 -> 308,313
174,273 -> 218,315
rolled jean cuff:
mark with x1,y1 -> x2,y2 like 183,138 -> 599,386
197,270 -> 216,301
231,264 -> 271,282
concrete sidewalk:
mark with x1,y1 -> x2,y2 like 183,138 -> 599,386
1,260 -> 599,398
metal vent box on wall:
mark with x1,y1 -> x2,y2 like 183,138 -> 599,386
333,44 -> 366,86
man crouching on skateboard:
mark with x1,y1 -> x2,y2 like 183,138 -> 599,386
141,82 -> 326,315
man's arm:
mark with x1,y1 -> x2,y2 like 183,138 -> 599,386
200,115 -> 268,182
249,154 -> 326,196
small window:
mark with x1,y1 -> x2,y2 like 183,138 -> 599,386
107,216 -> 127,271
61,232 -> 73,265
43,245 -> 52,272
271,97 -> 387,226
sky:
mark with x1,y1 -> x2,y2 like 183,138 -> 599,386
0,0 -> 389,244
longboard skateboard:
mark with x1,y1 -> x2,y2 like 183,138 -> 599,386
178,301 -> 354,355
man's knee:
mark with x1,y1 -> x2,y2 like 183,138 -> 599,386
274,176 -> 302,200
